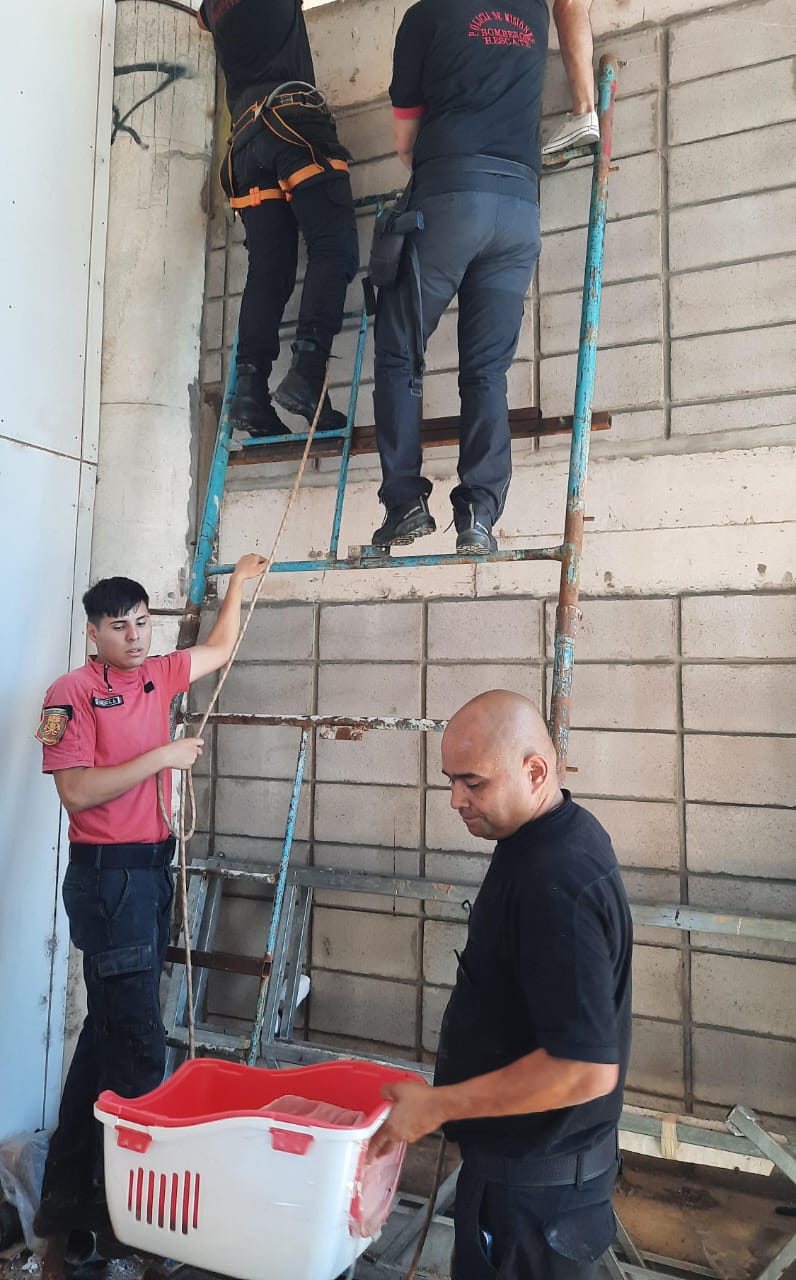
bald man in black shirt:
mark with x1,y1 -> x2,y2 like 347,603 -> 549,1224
370,691 -> 632,1279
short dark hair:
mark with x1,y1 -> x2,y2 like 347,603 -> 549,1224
82,577 -> 149,623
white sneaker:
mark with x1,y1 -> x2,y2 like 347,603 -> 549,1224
542,110 -> 600,156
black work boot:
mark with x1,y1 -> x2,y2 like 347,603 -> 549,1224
273,341 -> 347,430
454,504 -> 497,554
372,496 -> 436,549
228,364 -> 288,438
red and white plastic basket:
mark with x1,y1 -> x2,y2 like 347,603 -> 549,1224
95,1058 -> 419,1280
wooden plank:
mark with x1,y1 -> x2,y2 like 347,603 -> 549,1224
228,408 -> 613,468
165,945 -> 270,978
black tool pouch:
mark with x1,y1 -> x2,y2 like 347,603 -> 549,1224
366,181 -> 424,292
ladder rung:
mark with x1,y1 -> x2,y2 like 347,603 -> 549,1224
227,408 -> 612,468
166,1025 -> 249,1054
165,945 -> 271,978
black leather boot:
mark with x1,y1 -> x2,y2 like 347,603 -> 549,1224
273,341 -> 347,430
228,364 -> 288,438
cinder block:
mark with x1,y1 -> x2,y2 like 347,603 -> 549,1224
225,239 -> 249,296
670,0 -> 794,82
217,724 -> 308,780
684,735 -> 796,806
426,787 -> 491,854
541,152 -> 660,234
632,946 -> 682,1021
423,920 -> 468,987
670,60 -> 796,148
236,604 -> 316,661
317,662 -> 421,717
422,986 -> 451,1054
218,663 -> 314,715
426,662 -> 543,721
311,907 -> 420,980
691,953 -> 795,1037
545,598 -> 676,660
627,1017 -> 684,1097
681,594 -> 796,659
688,874 -> 796,923
543,91 -> 657,162
215,776 -> 311,840
315,729 -> 420,786
670,258 -> 796,339
312,844 -> 420,914
683,665 -> 796,734
223,296 -> 241,349
200,349 -> 222,385
542,28 -> 661,115
692,1028 -> 796,1116
314,782 -> 420,847
686,803 -> 796,879
620,868 -> 682,906
671,393 -> 796,437
539,214 -> 661,295
309,970 -> 417,1048
204,247 -> 226,301
560,663 -> 677,731
671,325 -> 796,403
541,341 -> 664,417
541,277 -> 663,356
201,297 -> 223,353
567,730 -> 678,800
190,776 -> 211,835
320,602 -> 423,661
428,599 -> 542,660
335,102 -> 394,162
585,799 -> 680,870
669,121 -> 796,208
669,190 -> 796,273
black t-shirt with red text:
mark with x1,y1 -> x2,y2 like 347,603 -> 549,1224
390,0 -> 549,178
199,0 -> 315,108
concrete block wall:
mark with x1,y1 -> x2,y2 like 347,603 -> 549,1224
191,0 -> 795,1127
190,591 -> 796,1124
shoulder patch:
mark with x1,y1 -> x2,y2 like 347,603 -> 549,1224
36,705 -> 73,746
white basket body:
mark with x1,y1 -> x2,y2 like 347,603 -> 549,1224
98,1112 -> 382,1280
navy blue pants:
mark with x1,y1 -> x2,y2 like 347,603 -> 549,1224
373,188 -> 541,523
233,125 -> 359,372
40,864 -> 174,1212
453,1157 -> 618,1280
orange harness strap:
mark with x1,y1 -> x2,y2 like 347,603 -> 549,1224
229,185 -> 286,209
278,157 -> 349,194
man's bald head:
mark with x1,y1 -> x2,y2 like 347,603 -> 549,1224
442,690 -> 562,841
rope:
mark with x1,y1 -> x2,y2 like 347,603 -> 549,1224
404,1136 -> 447,1280
162,366 -> 330,1057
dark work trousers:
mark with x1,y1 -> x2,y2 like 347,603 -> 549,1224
453,1155 -> 618,1280
232,121 -> 359,373
373,189 -> 541,522
40,863 -> 174,1214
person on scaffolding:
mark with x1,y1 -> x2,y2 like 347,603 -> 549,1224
370,0 -> 596,554
198,0 -> 359,438
32,554 -> 266,1260
369,691 -> 631,1280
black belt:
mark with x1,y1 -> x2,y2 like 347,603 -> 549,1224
459,1128 -> 619,1188
414,153 -> 539,195
69,838 -> 175,869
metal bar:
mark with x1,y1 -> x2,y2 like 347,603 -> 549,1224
181,712 -> 446,732
279,884 -> 312,1042
615,1214 -> 646,1269
164,873 -> 225,1076
329,308 -> 369,557
235,425 -> 349,448
602,1249 -> 628,1280
752,1234 -> 796,1280
246,730 -> 309,1066
260,880 -> 301,1065
631,905 -> 796,943
207,544 -> 563,575
166,1025 -> 248,1055
726,1107 -> 796,1183
178,335 -> 239,648
549,53 -> 618,777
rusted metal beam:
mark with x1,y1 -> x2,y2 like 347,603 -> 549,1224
181,711 -> 447,736
228,408 -> 612,468
165,946 -> 271,978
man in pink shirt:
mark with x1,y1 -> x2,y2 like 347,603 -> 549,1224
33,553 -> 266,1246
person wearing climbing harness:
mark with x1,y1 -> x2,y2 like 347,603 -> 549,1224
369,691 -> 632,1280
197,0 -> 359,438
33,553 -> 266,1255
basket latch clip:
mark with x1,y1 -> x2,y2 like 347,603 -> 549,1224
116,1125 -> 152,1153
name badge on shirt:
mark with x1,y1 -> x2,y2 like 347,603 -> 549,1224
92,694 -> 125,708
